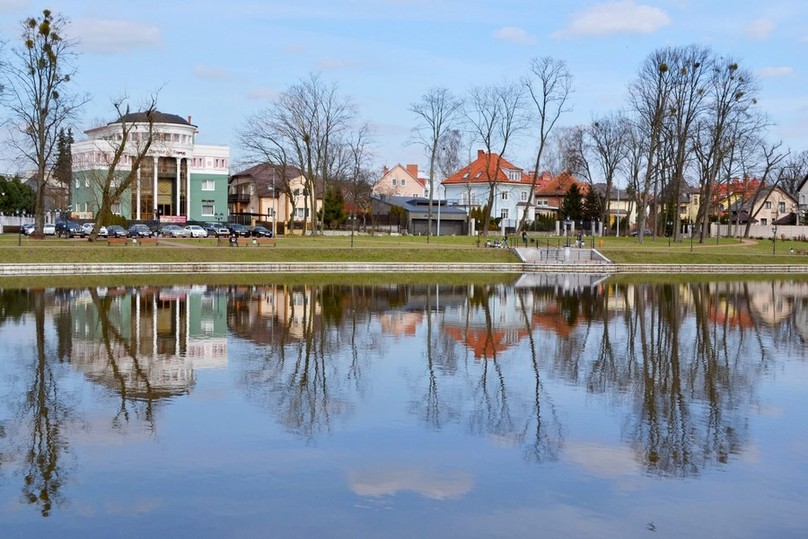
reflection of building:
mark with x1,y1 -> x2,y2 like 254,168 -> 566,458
229,285 -> 322,343
69,287 -> 228,398
71,112 -> 229,221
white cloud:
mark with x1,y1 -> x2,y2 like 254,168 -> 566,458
552,0 -> 670,38
746,18 -> 775,40
246,87 -> 280,101
71,18 -> 162,54
757,66 -> 794,78
564,442 -> 639,478
316,57 -> 359,71
193,65 -> 239,82
493,26 -> 537,46
0,0 -> 27,13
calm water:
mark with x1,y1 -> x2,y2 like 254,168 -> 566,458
0,276 -> 807,538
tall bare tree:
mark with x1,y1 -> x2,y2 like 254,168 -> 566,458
84,98 -> 161,240
1,10 -> 87,237
520,57 -> 573,231
588,113 -> 629,227
240,73 -> 356,235
465,82 -> 527,236
409,87 -> 463,241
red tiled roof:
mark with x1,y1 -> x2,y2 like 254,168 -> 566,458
535,172 -> 587,196
442,150 -> 533,185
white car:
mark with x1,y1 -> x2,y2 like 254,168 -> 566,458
43,223 -> 56,235
81,222 -> 107,237
182,225 -> 208,238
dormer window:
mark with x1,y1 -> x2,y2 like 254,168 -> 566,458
507,169 -> 521,181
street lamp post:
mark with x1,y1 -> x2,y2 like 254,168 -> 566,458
16,209 -> 23,247
564,219 -> 572,247
667,221 -> 672,247
772,223 -> 778,255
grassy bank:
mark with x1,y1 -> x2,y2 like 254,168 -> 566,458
2,232 -> 807,266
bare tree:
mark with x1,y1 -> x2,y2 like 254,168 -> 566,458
629,49 -> 672,243
409,87 -> 463,241
1,10 -> 87,236
589,113 -> 629,226
520,57 -> 573,231
82,98 -> 161,240
241,73 -> 356,235
344,123 -> 375,245
742,141 -> 788,237
465,82 -> 527,236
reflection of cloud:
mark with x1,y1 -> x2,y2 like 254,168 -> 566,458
105,499 -> 161,515
552,0 -> 670,38
564,442 -> 639,477
348,467 -> 474,500
71,18 -> 163,54
493,26 -> 536,46
746,18 -> 775,40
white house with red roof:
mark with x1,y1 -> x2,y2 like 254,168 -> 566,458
442,150 -> 535,232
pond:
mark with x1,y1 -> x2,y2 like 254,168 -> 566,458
0,276 -> 807,538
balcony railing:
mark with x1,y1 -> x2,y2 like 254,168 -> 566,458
228,193 -> 250,204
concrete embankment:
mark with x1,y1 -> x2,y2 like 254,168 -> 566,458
1,261 -> 808,276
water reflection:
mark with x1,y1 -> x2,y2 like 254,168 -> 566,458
0,277 -> 806,525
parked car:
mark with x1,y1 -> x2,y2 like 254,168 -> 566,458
21,223 -> 35,235
43,223 -> 56,236
251,225 -> 273,238
81,223 -> 108,237
160,224 -> 186,237
204,222 -> 230,237
630,228 -> 652,237
182,224 -> 208,238
227,223 -> 250,237
128,224 -> 154,238
106,225 -> 128,238
55,220 -> 83,238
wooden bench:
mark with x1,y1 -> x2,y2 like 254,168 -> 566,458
107,237 -> 159,246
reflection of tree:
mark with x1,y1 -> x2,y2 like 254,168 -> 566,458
88,289 -> 159,433
0,289 -> 35,324
516,289 -> 562,463
621,283 -> 749,477
20,289 -> 71,516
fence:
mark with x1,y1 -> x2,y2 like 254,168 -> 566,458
712,223 -> 808,240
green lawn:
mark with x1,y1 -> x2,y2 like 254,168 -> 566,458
1,232 -> 807,265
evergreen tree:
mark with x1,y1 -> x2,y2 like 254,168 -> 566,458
583,187 -> 603,221
320,188 -> 347,229
560,184 -> 584,221
54,128 -> 74,210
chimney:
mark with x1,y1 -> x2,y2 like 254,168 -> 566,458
478,150 -> 485,159
406,164 -> 418,178
187,115 -> 192,124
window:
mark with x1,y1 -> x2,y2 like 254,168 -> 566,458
112,203 -> 121,215
521,191 -> 528,202
295,208 -> 309,218
501,191 -> 509,201
201,204 -> 214,216
500,208 -> 509,219
508,170 -> 521,181
778,201 -> 786,213
202,180 -> 215,191
74,178 -> 79,189
392,178 -> 397,186
85,177 -> 89,188
760,218 -> 768,225
764,201 -> 772,209
400,179 -> 406,186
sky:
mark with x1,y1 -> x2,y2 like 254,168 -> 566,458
0,0 -> 805,179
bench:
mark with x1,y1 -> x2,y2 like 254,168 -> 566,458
107,237 -> 159,246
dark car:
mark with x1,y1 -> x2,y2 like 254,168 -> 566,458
630,228 -> 652,237
251,225 -> 273,238
55,220 -> 84,238
106,225 -> 128,238
128,224 -> 154,238
227,223 -> 250,237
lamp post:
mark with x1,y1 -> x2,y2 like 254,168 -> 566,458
772,223 -> 778,255
16,209 -> 23,247
667,220 -> 672,247
564,219 -> 572,247
591,219 -> 598,249
689,219 -> 694,253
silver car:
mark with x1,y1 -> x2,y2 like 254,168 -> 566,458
81,223 -> 108,237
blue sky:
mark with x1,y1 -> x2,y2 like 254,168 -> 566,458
0,0 -> 805,178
